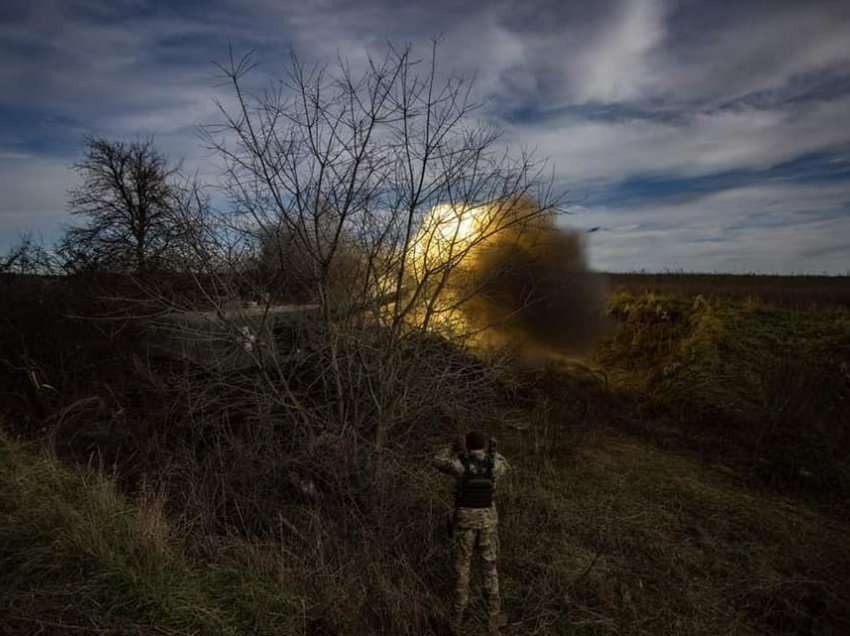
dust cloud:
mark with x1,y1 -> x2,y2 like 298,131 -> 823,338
450,199 -> 609,357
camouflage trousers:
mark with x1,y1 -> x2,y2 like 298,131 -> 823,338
451,523 -> 501,632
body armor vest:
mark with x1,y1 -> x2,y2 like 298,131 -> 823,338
455,453 -> 495,509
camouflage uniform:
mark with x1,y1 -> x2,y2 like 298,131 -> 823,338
433,447 -> 510,634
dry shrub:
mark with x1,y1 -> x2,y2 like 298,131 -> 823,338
61,311 -> 508,631
254,223 -> 368,304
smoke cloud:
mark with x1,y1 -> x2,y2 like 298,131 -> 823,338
450,200 -> 609,357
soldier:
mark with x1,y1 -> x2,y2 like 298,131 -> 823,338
433,430 -> 510,635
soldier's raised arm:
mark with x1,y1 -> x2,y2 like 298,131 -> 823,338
432,445 -> 464,478
493,452 -> 511,481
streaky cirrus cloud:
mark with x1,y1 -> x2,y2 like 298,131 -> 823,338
1,0 -> 849,272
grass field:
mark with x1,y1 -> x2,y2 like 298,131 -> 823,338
608,273 -> 850,308
1,274 -> 849,634
0,431 -> 306,635
595,288 -> 850,494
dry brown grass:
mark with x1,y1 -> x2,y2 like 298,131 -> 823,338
3,275 -> 850,634
608,273 -> 850,309
496,431 -> 850,635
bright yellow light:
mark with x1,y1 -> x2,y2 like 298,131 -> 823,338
379,198 -> 519,332
411,202 -> 490,276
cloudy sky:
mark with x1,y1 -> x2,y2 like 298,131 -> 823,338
2,0 -> 850,273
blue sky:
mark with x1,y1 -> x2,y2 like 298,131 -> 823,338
2,0 -> 850,273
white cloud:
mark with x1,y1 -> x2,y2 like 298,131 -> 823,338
510,95 -> 850,186
648,4 -> 850,106
572,181 -> 850,274
569,0 -> 668,103
441,1 -> 850,110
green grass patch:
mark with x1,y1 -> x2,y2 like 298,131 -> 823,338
595,292 -> 850,493
498,432 -> 850,635
0,430 -> 305,635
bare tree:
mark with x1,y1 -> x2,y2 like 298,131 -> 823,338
190,42 -> 560,460
203,43 -> 558,328
0,233 -> 57,275
58,136 -> 189,274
